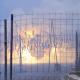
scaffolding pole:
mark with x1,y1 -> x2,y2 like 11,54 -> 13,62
10,14 -> 13,80
4,19 -> 7,80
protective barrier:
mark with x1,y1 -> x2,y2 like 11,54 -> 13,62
0,13 -> 80,80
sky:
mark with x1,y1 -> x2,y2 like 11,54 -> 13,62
0,0 -> 80,19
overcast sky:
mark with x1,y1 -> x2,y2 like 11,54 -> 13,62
0,0 -> 80,19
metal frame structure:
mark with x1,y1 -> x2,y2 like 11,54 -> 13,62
0,13 -> 80,80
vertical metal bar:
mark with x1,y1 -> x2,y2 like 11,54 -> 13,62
75,31 -> 78,72
59,14 -> 62,73
10,14 -> 13,80
19,35 -> 22,72
53,17 -> 58,72
48,19 -> 52,73
37,35 -> 38,72
31,15 -> 33,73
42,16 -> 44,72
65,13 -> 67,73
4,19 -> 7,80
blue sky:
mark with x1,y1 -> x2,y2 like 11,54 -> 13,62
0,0 -> 42,19
0,0 -> 80,19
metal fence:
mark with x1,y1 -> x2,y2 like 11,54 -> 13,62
0,13 -> 80,80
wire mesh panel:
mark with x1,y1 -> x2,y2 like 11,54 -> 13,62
10,13 -> 79,80
0,13 -> 80,80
